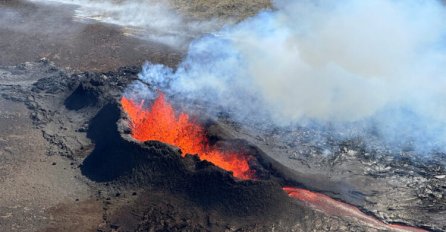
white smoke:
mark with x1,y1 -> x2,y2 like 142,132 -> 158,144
131,0 -> 446,153
29,0 -> 223,48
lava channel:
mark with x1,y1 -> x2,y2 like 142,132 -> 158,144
283,187 -> 427,232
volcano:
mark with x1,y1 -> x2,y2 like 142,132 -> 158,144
0,60 -> 444,231
1,0 -> 446,231
117,90 -> 432,232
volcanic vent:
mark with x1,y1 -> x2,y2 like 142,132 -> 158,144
116,90 -> 430,232
114,88 -> 432,231
121,92 -> 254,180
79,89 -> 294,230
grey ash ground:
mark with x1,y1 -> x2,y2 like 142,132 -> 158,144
0,1 -> 445,232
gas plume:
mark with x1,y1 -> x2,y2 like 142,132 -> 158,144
129,0 -> 446,154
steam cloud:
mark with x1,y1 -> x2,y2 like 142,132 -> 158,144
129,0 -> 446,154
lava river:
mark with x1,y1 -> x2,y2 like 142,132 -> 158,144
121,92 -> 426,232
283,187 -> 426,232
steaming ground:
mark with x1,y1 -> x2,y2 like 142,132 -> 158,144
28,0 -> 217,48
28,0 -> 270,48
0,0 -> 269,71
0,0 -> 182,71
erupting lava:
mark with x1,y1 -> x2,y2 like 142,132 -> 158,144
121,92 -> 254,180
121,93 -> 425,231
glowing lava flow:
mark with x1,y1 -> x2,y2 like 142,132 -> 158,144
283,187 -> 427,232
121,93 -> 426,231
121,93 -> 254,180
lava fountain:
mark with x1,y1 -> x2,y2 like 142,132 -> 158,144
121,92 -> 426,231
121,92 -> 254,180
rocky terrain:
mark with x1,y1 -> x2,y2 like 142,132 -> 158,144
0,60 -> 365,231
0,58 -> 444,231
0,0 -> 445,232
219,120 -> 446,231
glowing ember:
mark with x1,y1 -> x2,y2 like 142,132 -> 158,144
121,92 -> 254,180
283,187 -> 427,232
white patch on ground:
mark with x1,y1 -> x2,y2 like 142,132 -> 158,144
28,0 -> 223,48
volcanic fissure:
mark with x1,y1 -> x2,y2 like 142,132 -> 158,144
121,92 -> 254,180
120,92 -> 427,232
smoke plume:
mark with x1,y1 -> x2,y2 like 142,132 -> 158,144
129,0 -> 446,154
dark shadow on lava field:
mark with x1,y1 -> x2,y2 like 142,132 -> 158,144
64,81 -> 100,110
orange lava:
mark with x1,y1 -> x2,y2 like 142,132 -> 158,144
121,92 -> 254,180
121,93 -> 425,231
283,187 -> 427,232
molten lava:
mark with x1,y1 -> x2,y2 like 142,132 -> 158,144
121,93 -> 254,180
283,187 -> 427,232
121,93 -> 426,231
